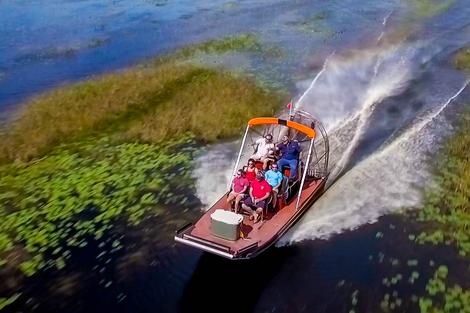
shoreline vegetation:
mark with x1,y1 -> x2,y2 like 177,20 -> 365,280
363,48 -> 470,313
0,33 -> 285,163
410,48 -> 470,313
411,105 -> 470,313
0,33 -> 468,312
0,34 -> 287,308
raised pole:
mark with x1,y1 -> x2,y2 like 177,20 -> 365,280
228,124 -> 251,190
296,138 -> 314,210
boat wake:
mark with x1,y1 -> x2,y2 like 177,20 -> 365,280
192,29 -> 469,246
192,142 -> 238,209
278,80 -> 468,244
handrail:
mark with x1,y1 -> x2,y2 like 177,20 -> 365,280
248,117 -> 316,139
296,138 -> 314,209
229,124 -> 251,190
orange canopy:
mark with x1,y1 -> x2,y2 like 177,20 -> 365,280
247,117 -> 316,139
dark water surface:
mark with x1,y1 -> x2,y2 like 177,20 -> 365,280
8,215 -> 469,313
1,0 -> 470,312
0,0 -> 406,110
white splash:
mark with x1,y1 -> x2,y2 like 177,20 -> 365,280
295,52 -> 335,110
377,10 -> 393,43
331,52 -> 412,178
192,142 -> 238,209
278,81 -> 468,244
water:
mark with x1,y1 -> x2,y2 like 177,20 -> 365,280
1,0 -> 470,312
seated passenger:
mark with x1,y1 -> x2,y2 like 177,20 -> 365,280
251,134 -> 275,170
265,163 -> 283,208
241,171 -> 272,224
226,169 -> 249,213
244,158 -> 258,182
276,135 -> 301,180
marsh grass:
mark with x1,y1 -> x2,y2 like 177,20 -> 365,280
0,33 -> 286,286
125,69 -> 284,142
454,48 -> 470,72
379,49 -> 470,313
0,64 -> 194,161
417,110 -> 470,255
0,135 -> 196,277
0,34 -> 286,307
0,34 -> 287,162
408,0 -> 454,18
415,49 -> 470,256
164,33 -> 283,60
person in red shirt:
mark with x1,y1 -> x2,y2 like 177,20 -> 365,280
241,171 -> 272,223
226,169 -> 249,213
244,158 -> 258,182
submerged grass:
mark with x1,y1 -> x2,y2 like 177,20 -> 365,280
341,50 -> 470,313
408,0 -> 454,18
0,135 -> 196,276
0,33 -> 287,308
404,51 -> 470,312
415,49 -> 470,256
125,69 -> 283,142
166,33 -> 283,60
0,33 -> 287,163
416,109 -> 470,255
454,48 -> 470,72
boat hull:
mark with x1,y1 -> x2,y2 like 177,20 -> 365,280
175,177 -> 326,260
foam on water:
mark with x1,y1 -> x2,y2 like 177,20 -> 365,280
192,17 -> 468,243
278,81 -> 468,244
192,142 -> 238,209
295,43 -> 422,179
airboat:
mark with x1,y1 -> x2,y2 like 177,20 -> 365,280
175,108 -> 329,259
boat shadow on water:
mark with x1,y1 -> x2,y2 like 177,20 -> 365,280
178,247 -> 294,313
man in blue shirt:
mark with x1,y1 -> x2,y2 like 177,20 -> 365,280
265,163 -> 284,208
276,135 -> 301,180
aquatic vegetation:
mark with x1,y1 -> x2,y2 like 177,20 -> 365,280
171,33 -> 283,60
416,108 -> 470,256
125,69 -> 285,143
349,289 -> 359,312
0,135 -> 196,276
0,63 -> 201,162
408,0 -> 454,18
332,104 -> 469,313
0,294 -> 21,311
380,291 -> 403,311
0,46 -> 286,162
0,33 -> 287,309
419,265 -> 470,313
144,0 -> 168,7
286,12 -> 333,35
14,38 -> 111,66
454,48 -> 470,72
221,1 -> 239,11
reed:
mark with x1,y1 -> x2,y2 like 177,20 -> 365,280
0,34 -> 287,163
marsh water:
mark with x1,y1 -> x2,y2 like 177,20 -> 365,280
1,0 -> 470,312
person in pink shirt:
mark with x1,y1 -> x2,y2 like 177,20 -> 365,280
226,169 -> 249,213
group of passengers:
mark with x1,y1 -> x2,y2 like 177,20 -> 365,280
226,133 -> 301,223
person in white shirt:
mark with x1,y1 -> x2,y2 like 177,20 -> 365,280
250,134 -> 275,170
